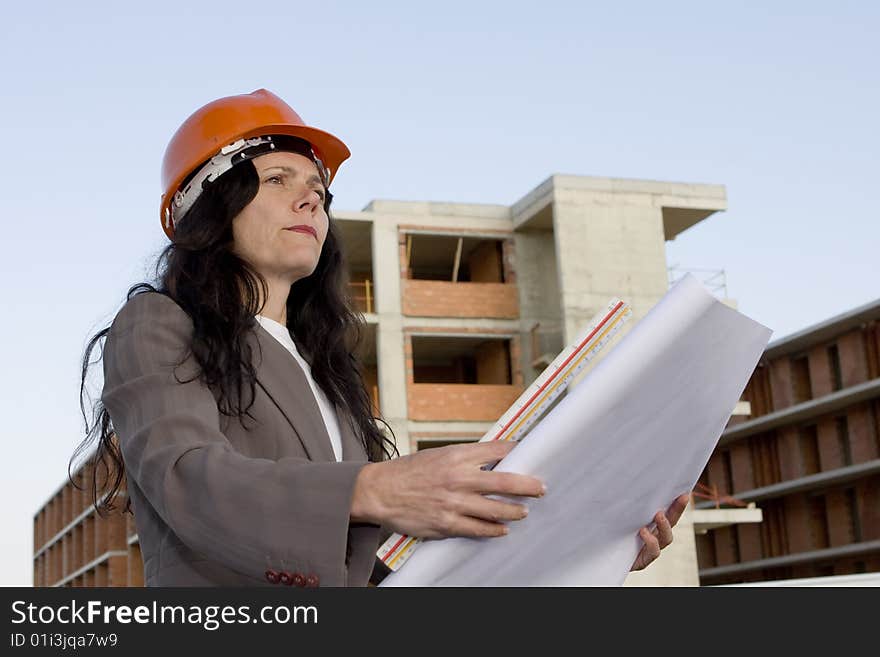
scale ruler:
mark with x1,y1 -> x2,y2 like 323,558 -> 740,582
377,298 -> 632,572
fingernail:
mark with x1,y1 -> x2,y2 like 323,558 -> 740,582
541,484 -> 547,496
521,505 -> 529,517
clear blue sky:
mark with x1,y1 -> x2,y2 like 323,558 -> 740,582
1,1 -> 877,585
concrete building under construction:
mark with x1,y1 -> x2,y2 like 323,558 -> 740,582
35,173 -> 748,587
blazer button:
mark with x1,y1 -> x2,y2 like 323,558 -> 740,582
264,569 -> 280,584
305,574 -> 319,588
292,573 -> 306,587
279,571 -> 293,586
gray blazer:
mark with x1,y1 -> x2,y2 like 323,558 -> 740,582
101,292 -> 381,586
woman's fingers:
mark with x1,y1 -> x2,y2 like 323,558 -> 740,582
468,470 -> 546,498
463,440 -> 517,467
448,515 -> 511,538
463,495 -> 530,524
633,527 -> 661,570
654,511 -> 674,549
665,493 -> 690,527
441,497 -> 528,538
367,441 -> 545,539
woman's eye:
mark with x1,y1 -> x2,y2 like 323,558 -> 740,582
264,175 -> 282,184
314,188 -> 326,201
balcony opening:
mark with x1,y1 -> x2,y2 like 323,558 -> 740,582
721,449 -> 734,494
353,322 -> 379,414
844,487 -> 862,543
406,234 -> 506,282
828,344 -> 843,391
835,415 -> 852,466
411,335 -> 512,384
807,493 -> 830,550
790,354 -> 812,403
337,220 -> 375,314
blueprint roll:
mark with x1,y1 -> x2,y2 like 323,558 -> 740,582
380,274 -> 772,586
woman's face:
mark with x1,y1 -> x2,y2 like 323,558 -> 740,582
232,150 -> 329,284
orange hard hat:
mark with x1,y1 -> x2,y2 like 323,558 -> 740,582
159,88 -> 351,239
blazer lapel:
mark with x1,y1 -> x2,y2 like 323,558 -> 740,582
337,405 -> 368,463
248,323 -> 337,463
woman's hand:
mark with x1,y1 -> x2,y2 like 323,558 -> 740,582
350,441 -> 545,539
630,493 -> 690,571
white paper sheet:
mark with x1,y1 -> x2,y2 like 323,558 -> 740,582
380,274 -> 772,586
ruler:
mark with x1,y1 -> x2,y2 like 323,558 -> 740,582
377,298 -> 633,572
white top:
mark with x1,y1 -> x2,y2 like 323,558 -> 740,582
254,315 -> 343,461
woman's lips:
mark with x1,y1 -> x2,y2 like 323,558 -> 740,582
284,225 -> 317,239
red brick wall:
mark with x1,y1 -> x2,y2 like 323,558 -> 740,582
737,524 -> 763,562
784,496 -> 812,553
108,555 -> 128,586
866,322 -> 880,378
398,226 -> 519,318
826,489 -> 854,546
71,525 -> 82,576
816,417 -> 842,471
402,280 -> 519,319
713,527 -> 739,566
777,427 -> 801,480
769,358 -> 795,410
33,556 -> 43,587
744,364 -> 774,417
849,404 -> 879,462
808,345 -> 833,398
128,543 -> 145,586
730,444 -> 754,492
838,329 -> 868,387
83,516 -> 95,570
34,512 -> 43,557
407,383 -> 524,421
706,453 -> 732,495
106,512 -> 127,553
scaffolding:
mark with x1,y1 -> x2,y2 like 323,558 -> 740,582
668,265 -> 727,297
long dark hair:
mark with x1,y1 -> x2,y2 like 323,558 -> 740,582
72,157 -> 397,514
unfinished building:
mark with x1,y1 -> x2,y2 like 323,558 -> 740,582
36,173 -> 753,587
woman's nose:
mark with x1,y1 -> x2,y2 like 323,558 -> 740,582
294,189 -> 321,213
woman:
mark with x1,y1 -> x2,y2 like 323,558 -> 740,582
75,88 -> 685,586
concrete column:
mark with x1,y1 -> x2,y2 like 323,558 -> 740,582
552,186 -> 669,343
372,220 -> 410,454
